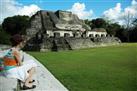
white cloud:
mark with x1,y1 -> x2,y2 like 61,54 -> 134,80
123,0 -> 137,16
18,4 -> 41,16
103,0 -> 137,25
0,0 -> 41,24
68,2 -> 93,19
132,0 -> 137,5
103,3 -> 121,21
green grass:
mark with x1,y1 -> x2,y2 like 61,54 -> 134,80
28,43 -> 137,91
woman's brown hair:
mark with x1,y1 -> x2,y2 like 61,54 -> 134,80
10,34 -> 24,46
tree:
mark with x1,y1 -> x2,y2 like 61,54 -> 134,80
0,25 -> 11,44
132,19 -> 137,27
129,19 -> 137,42
2,15 -> 30,35
115,27 -> 127,42
84,19 -> 92,27
121,11 -> 136,42
106,23 -> 121,36
91,18 -> 107,29
85,18 -> 109,30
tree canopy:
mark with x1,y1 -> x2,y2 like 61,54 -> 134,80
0,25 -> 11,44
129,19 -> 137,42
85,17 -> 137,42
91,18 -> 107,29
106,23 -> 121,36
2,15 -> 30,35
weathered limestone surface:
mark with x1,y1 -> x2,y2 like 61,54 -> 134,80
24,10 -> 121,52
26,10 -> 91,38
24,36 -> 121,52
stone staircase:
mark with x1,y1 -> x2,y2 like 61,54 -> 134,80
52,38 -> 72,51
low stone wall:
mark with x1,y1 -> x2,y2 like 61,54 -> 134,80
66,37 -> 120,50
0,44 -> 11,50
66,38 -> 95,49
24,37 -> 121,52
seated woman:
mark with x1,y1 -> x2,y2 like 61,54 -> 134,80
3,34 -> 37,90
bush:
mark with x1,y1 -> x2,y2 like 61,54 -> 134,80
2,15 -> 30,35
0,25 -> 11,45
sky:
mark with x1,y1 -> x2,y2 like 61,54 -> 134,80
0,0 -> 137,24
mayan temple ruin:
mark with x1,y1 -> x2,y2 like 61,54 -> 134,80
24,10 -> 121,51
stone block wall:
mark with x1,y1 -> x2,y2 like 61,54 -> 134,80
23,36 -> 121,52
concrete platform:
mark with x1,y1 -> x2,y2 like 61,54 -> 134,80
0,51 -> 68,91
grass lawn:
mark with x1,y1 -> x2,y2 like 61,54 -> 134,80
28,43 -> 137,91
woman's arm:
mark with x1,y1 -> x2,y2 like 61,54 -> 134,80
13,50 -> 22,66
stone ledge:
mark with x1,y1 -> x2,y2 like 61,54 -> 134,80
0,75 -> 17,91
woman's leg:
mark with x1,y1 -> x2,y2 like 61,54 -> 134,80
24,67 -> 36,87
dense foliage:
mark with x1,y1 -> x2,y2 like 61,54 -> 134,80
0,25 -> 11,44
2,15 -> 30,35
85,18 -> 137,42
129,19 -> 137,42
1,15 -> 136,43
